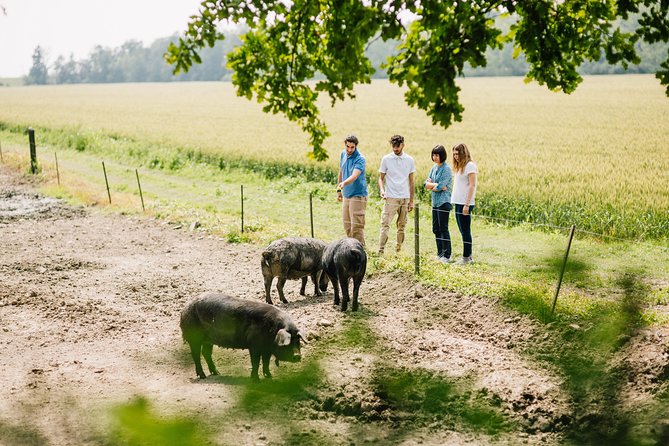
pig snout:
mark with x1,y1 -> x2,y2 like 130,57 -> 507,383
276,346 -> 302,363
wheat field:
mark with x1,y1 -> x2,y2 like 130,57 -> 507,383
1,75 -> 667,237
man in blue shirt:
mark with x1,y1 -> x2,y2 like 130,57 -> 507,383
337,134 -> 368,247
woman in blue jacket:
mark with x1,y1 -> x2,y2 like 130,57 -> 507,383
424,145 -> 453,264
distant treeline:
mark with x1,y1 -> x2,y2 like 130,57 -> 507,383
25,15 -> 668,85
46,34 -> 243,84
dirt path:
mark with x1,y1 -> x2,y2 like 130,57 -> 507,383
1,166 -> 666,445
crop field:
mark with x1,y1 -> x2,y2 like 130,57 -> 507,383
0,75 -> 668,239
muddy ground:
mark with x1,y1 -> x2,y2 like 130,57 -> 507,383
1,165 -> 668,446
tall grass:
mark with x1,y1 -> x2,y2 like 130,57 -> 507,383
0,75 -> 667,239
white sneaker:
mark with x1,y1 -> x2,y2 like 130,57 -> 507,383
438,256 -> 454,264
457,256 -> 473,265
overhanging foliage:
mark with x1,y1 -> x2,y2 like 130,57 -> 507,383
166,0 -> 669,160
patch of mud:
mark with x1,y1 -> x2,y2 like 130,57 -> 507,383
0,170 -> 84,223
0,189 -> 60,217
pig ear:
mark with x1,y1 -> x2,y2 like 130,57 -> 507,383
275,328 -> 292,346
297,331 -> 308,345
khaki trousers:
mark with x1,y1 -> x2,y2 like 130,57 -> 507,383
342,196 -> 367,247
379,197 -> 409,253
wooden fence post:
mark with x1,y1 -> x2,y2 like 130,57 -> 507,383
28,128 -> 37,174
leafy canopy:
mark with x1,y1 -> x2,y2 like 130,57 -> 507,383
166,0 -> 669,161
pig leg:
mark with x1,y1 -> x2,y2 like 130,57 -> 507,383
261,351 -> 273,379
187,340 -> 207,379
300,276 -> 308,296
264,276 -> 274,304
339,274 -> 350,312
330,273 -> 340,306
352,275 -> 362,311
324,263 -> 340,305
318,270 -> 329,294
201,343 -> 219,376
249,349 -> 262,381
313,271 -> 323,296
276,277 -> 289,303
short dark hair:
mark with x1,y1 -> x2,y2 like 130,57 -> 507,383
345,134 -> 359,146
389,134 -> 404,147
431,145 -> 446,163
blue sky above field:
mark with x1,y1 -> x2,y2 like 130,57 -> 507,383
0,0 -> 202,77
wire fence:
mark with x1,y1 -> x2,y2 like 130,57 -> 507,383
3,133 -> 667,253
2,132 -> 668,315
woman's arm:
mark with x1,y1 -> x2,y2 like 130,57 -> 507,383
463,172 -> 477,215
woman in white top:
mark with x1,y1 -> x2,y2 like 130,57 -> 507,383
450,143 -> 477,264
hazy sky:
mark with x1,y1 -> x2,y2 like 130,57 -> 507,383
0,0 -> 203,77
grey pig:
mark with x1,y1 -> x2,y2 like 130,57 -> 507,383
321,237 -> 367,312
261,237 -> 329,305
180,292 -> 306,380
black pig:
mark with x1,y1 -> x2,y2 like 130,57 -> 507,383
322,238 -> 367,312
180,292 -> 306,380
261,237 -> 329,305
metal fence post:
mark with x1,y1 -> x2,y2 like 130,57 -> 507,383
54,153 -> 61,185
551,225 -> 576,315
135,169 -> 145,212
309,192 -> 314,238
102,161 -> 112,204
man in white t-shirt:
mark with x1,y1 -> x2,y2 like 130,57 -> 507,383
377,134 -> 416,254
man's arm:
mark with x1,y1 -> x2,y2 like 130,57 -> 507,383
378,172 -> 386,199
338,168 -> 361,190
408,172 -> 415,212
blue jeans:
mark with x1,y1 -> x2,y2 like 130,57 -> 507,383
454,204 -> 474,258
432,202 -> 452,259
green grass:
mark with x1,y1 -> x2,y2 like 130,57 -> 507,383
101,398 -> 206,446
523,271 -> 660,445
371,366 -> 513,435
